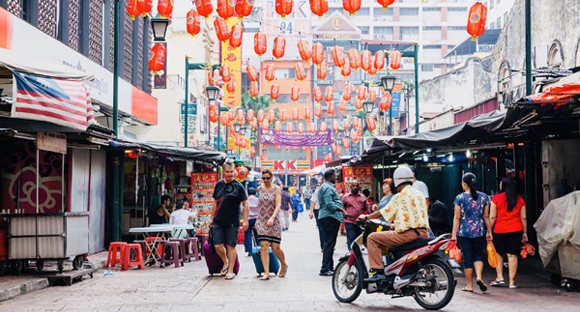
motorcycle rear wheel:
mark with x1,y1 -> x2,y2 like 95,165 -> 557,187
332,259 -> 363,303
413,258 -> 455,310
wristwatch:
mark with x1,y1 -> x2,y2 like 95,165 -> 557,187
364,215 -> 368,221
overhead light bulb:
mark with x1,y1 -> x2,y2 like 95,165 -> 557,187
466,149 -> 471,158
448,154 -> 454,162
426,149 -> 432,152
423,154 -> 428,162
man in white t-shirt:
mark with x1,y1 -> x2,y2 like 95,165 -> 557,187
169,200 -> 197,238
409,166 -> 429,208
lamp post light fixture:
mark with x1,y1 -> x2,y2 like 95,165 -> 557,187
151,17 -> 171,41
381,72 -> 396,93
250,136 -> 256,145
233,121 -> 242,134
262,147 -> 267,155
363,99 -> 374,114
205,84 -> 220,101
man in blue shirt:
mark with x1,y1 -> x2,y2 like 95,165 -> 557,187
280,186 -> 292,231
318,169 -> 346,276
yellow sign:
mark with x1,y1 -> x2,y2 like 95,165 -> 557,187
227,137 -> 250,150
332,16 -> 342,30
222,19 -> 242,108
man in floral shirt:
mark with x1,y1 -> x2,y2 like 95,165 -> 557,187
358,166 -> 430,282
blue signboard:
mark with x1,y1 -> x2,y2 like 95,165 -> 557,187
385,86 -> 401,118
180,103 -> 197,115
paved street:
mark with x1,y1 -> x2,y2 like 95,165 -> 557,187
0,215 -> 579,311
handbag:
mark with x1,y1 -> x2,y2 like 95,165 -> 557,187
297,203 -> 304,213
487,242 -> 498,268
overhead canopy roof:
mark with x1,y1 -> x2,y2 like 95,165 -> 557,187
109,140 -> 227,163
0,48 -> 95,80
444,29 -> 502,58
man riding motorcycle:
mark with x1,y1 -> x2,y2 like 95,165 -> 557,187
357,166 -> 430,282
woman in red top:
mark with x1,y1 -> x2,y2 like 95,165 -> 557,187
489,177 -> 527,288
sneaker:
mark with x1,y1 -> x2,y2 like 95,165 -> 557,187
247,252 -> 251,257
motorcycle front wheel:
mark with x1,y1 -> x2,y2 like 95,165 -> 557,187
332,259 -> 363,303
413,258 -> 455,310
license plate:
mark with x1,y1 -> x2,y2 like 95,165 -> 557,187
447,258 -> 461,268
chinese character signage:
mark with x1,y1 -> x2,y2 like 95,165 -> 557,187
343,166 -> 373,197
221,19 -> 241,108
191,172 -> 218,234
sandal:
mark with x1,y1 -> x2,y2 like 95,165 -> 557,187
477,280 -> 488,292
259,276 -> 270,280
279,264 -> 288,278
220,267 -> 228,276
225,273 -> 235,280
491,280 -> 505,287
509,284 -> 517,289
461,287 -> 473,292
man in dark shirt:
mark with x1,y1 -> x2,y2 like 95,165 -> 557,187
342,180 -> 371,251
149,195 -> 171,225
211,161 -> 249,280
280,187 -> 292,231
428,197 -> 449,236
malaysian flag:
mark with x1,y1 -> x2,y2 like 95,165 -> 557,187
11,71 -> 95,131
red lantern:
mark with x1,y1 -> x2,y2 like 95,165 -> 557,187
369,88 -> 377,102
237,109 -> 244,122
271,83 -> 280,101
247,65 -> 258,82
261,154 -> 266,161
221,64 -> 231,82
195,0 -> 213,18
291,86 -> 300,102
297,40 -> 312,62
333,120 -> 340,132
186,9 -> 202,37
250,81 -> 259,98
265,63 -> 276,82
228,109 -> 235,122
229,24 -> 244,49
268,109 -> 276,123
343,85 -> 352,101
280,108 -> 287,122
390,51 -> 401,70
298,123 -> 304,134
467,2 -> 488,41
254,31 -> 267,57
350,129 -> 357,141
275,121 -> 282,133
377,0 -> 395,11
214,17 -> 231,42
355,97 -> 362,110
325,87 -> 334,103
348,49 -> 361,71
313,86 -> 322,103
137,0 -> 153,17
275,0 -> 293,18
343,0 -> 361,16
374,50 -> 385,70
226,75 -> 236,93
336,147 -> 342,156
292,107 -> 299,121
361,50 -> 372,72
332,46 -> 345,68
343,139 -> 350,149
310,0 -> 328,17
237,166 -> 249,178
257,109 -> 265,122
148,43 -> 166,75
293,146 -> 297,151
317,61 -> 328,80
235,0 -> 254,20
320,122 -> 327,133
327,101 -> 335,114
157,0 -> 174,18
287,122 -> 293,134
353,117 -> 360,129
220,114 -> 228,126
309,122 -> 316,134
302,146 -> 306,151
127,0 -> 140,20
367,116 -> 376,131
217,0 -> 234,20
368,63 -> 378,76
272,35 -> 286,59
262,119 -> 269,130
209,105 -> 219,123
380,92 -> 391,111
341,60 -> 351,78
312,42 -> 324,65
276,145 -> 281,151
286,146 -> 290,151
339,98 -> 347,112
250,147 -> 256,156
304,106 -> 312,120
295,63 -> 306,81
314,104 -> 322,118
251,119 -> 258,130
357,86 -> 367,101
343,119 -> 350,130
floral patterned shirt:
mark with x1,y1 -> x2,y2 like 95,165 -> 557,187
453,192 -> 490,238
379,185 -> 429,233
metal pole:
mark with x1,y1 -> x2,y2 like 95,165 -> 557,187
525,0 -> 532,96
414,43 -> 419,134
112,0 -> 121,242
285,148 -> 288,185
217,107 -> 221,151
389,100 -> 392,136
184,58 -> 189,147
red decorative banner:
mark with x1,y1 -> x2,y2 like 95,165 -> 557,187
342,166 -> 373,197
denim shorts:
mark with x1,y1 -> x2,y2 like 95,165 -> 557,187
458,236 -> 486,269
212,223 -> 238,247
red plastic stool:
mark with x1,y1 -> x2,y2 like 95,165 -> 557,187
123,244 -> 145,270
160,241 -> 183,268
169,238 -> 190,263
145,237 -> 163,258
186,237 -> 201,261
106,242 -> 127,269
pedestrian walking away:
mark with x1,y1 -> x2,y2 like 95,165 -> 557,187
409,165 -> 430,209
280,186 -> 293,231
317,169 -> 346,276
210,160 -> 249,280
490,176 -> 528,289
342,180 -> 372,251
244,187 -> 259,256
291,189 -> 301,222
452,173 -> 492,292
304,185 -> 312,218
357,166 -> 430,282
255,168 -> 288,279
309,183 -> 325,252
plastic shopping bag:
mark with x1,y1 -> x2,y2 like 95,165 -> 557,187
450,246 -> 462,263
487,242 -> 498,268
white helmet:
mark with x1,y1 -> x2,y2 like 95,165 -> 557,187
393,166 -> 414,188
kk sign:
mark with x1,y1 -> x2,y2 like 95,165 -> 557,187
261,160 -> 310,173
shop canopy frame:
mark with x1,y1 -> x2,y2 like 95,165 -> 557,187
109,140 -> 227,164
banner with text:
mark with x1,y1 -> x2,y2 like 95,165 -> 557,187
221,18 -> 241,107
260,128 -> 331,146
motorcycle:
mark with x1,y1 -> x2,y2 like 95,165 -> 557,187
332,219 -> 461,310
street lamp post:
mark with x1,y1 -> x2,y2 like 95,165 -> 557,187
381,72 -> 396,136
362,99 -> 374,152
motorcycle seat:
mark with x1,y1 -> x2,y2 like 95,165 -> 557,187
390,238 -> 432,254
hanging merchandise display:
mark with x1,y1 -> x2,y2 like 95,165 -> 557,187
247,65 -> 258,81
297,40 -> 312,62
304,106 -> 312,120
357,85 -> 367,101
235,0 -> 254,20
214,17 -> 231,41
327,101 -> 335,114
275,120 -> 282,133
262,119 -> 269,130
280,108 -> 287,122
467,2 -> 488,41
338,98 -> 347,112
380,92 -> 391,111
348,49 -> 361,71
217,0 -> 234,20
377,0 -> 395,11
195,0 -> 213,18
186,9 -> 202,36
312,42 -> 324,65
249,81 -> 259,97
273,35 -> 286,59
361,50 -> 372,72
157,0 -> 174,18
390,51 -> 401,70
229,24 -> 244,48
292,107 -> 299,121
314,104 -> 322,118
291,86 -> 300,102
343,0 -> 361,16
332,46 -> 345,68
257,109 -> 265,122
317,61 -> 328,80
226,75 -> 236,93
265,63 -> 276,81
320,122 -> 327,133
367,116 -> 376,131
127,0 -> 140,20
313,86 -> 322,103
148,43 -> 166,75
270,83 -> 280,101
295,63 -> 306,81
209,105 -> 219,123
287,123 -> 293,134
254,31 -> 267,56
310,0 -> 329,18
137,0 -> 153,17
343,119 -> 350,130
268,109 -> 276,123
298,123 -> 304,134
324,86 -> 334,103
275,0 -> 293,18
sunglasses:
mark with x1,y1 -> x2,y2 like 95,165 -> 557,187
262,176 -> 272,180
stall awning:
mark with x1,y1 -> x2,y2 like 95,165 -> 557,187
109,140 -> 227,163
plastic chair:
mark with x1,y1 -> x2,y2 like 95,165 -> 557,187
123,244 -> 145,270
145,237 -> 163,258
169,238 -> 190,263
160,241 -> 183,268
186,237 -> 200,261
106,242 -> 127,269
